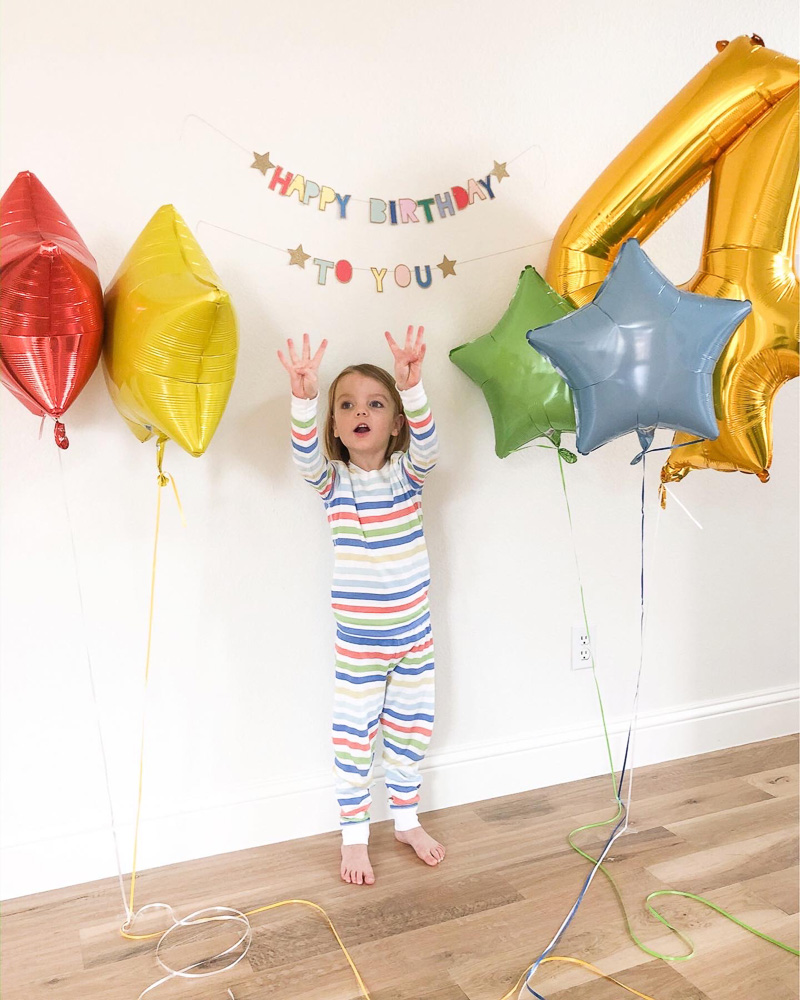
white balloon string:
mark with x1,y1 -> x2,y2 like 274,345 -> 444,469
621,453 -> 666,830
56,448 -> 130,920
662,485 -> 704,529
125,905 -> 252,1000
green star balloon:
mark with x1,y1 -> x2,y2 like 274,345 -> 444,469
449,266 -> 577,457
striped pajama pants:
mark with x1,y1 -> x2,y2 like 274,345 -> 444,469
332,614 -> 435,844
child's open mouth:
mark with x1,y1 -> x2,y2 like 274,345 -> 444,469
354,423 -> 370,435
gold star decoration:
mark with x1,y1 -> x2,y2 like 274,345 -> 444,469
251,151 -> 275,175
437,255 -> 457,278
490,160 -> 509,183
288,244 -> 311,268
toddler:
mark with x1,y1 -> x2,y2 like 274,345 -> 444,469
278,326 -> 445,885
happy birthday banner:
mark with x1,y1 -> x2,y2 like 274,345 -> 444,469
182,115 -> 537,229
250,149 -> 509,223
183,115 -> 545,290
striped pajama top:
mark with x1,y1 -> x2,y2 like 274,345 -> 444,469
291,381 -> 438,638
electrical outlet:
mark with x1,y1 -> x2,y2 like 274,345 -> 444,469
571,625 -> 596,671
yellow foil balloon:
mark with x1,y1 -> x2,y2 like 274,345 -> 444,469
546,36 -> 799,306
662,88 -> 798,483
103,205 -> 238,457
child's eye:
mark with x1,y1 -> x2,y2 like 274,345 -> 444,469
340,401 -> 352,409
369,400 -> 384,408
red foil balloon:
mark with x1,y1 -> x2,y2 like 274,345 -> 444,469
0,172 -> 104,448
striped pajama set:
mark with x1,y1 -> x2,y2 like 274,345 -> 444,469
291,381 -> 438,845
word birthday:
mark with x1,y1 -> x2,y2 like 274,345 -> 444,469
287,244 -> 458,291
251,151 -> 509,223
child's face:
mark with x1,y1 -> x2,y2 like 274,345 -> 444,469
332,373 -> 404,462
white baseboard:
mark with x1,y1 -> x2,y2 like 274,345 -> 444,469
2,685 -> 797,900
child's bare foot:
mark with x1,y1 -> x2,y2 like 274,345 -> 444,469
341,844 -> 375,885
395,826 -> 446,866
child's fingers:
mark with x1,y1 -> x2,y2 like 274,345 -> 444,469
311,338 -> 328,368
277,349 -> 292,373
287,338 -> 300,366
405,324 -> 414,348
419,343 -> 427,362
385,330 -> 399,355
415,326 -> 425,350
302,332 -> 311,362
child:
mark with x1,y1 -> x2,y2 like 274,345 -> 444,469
278,326 -> 445,885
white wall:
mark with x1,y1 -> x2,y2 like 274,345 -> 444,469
1,0 -> 797,900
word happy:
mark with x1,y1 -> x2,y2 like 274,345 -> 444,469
250,152 -> 508,223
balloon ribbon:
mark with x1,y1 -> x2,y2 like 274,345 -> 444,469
508,446 -> 798,1000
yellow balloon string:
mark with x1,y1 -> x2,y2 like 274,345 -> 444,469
127,468 -> 164,916
122,442 -> 371,1000
501,956 -> 659,1000
127,441 -> 186,918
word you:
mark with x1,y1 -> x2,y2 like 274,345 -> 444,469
288,244 -> 458,291
251,151 -> 509,223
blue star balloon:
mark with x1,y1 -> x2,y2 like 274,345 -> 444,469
526,239 -> 752,457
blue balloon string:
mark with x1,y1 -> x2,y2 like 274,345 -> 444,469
521,451 -> 649,998
630,436 -> 703,465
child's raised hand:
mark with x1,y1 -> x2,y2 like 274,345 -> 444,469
385,325 -> 426,391
277,334 -> 328,399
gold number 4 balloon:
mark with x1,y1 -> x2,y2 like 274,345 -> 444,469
545,35 -> 798,485
663,83 -> 798,484
103,205 -> 238,458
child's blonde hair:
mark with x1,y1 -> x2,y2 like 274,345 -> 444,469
324,364 -> 409,463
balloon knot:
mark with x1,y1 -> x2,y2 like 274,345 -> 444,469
54,421 -> 69,449
157,473 -> 170,488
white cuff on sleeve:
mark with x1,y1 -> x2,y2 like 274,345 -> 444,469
397,381 -> 427,410
290,394 -> 319,419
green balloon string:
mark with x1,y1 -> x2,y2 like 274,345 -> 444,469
552,447 -> 799,963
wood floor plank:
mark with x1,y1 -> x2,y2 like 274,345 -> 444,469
620,736 -> 798,798
737,864 -> 799,916
247,870 -> 522,971
671,911 -> 798,1000
646,827 -> 799,895
546,958 -> 711,999
663,793 -> 798,850
743,763 -> 799,799
572,776 -> 774,830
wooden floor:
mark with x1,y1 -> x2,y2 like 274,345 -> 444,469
3,736 -> 798,1000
